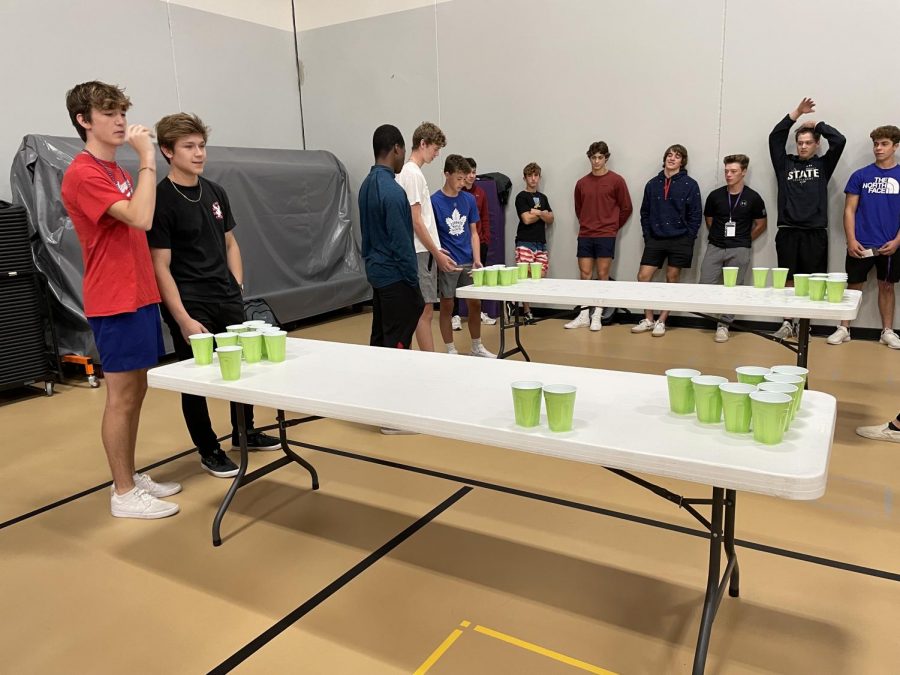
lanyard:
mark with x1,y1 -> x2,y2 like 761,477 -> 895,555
727,189 -> 744,221
82,150 -> 133,195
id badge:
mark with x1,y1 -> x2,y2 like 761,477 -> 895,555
725,220 -> 736,237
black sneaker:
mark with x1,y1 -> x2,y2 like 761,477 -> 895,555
523,311 -> 535,325
201,449 -> 239,478
232,431 -> 281,451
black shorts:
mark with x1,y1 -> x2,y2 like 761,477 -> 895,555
845,250 -> 900,284
640,235 -> 695,269
775,228 -> 828,277
577,236 -> 616,259
370,281 -> 425,349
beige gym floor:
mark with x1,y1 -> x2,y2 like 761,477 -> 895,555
1,311 -> 898,674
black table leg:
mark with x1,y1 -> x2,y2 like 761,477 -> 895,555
796,319 -> 810,388
212,403 -> 250,547
277,409 -> 319,489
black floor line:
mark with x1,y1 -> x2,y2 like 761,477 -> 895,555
208,486 -> 473,674
289,440 -> 900,583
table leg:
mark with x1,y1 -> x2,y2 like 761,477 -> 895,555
278,409 -> 319,489
724,489 -> 740,597
212,402 -> 250,546
796,319 -> 810,388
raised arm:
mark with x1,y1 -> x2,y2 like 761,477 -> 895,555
106,125 -> 157,231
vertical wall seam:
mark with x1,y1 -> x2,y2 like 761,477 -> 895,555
290,0 -> 307,149
715,0 -> 728,163
165,0 -> 182,110
433,0 -> 441,124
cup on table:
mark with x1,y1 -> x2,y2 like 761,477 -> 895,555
752,267 -> 769,288
772,267 -> 789,289
735,365 -> 770,385
511,380 -> 543,428
826,278 -> 847,303
758,382 -> 799,429
691,375 -> 728,423
517,262 -> 529,280
507,266 -> 520,284
215,345 -> 243,381
764,372 -> 805,415
471,268 -> 485,286
719,383 -> 756,433
770,364 -> 808,386
243,320 -> 267,329
665,368 -> 701,414
499,267 -> 516,286
808,275 -> 827,301
543,384 -> 576,432
263,330 -> 288,362
238,330 -> 263,363
793,273 -> 810,296
530,262 -> 543,280
722,266 -> 739,287
484,267 -> 500,286
188,333 -> 214,365
214,331 -> 238,348
749,391 -> 792,444
226,323 -> 250,334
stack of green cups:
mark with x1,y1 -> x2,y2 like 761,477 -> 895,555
722,266 -> 739,287
665,368 -> 701,414
749,391 -> 792,444
188,333 -> 214,365
691,375 -> 728,423
719,383 -> 756,433
511,381 -> 542,427
793,273 -> 810,296
764,372 -> 805,418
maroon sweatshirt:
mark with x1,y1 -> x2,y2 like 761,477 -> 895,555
574,171 -> 633,237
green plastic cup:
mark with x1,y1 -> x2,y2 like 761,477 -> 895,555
216,345 -> 242,381
793,274 -> 810,296
759,382 -> 799,429
511,380 -> 543,428
499,267 -> 516,286
826,280 -> 847,303
517,262 -> 529,279
735,365 -> 770,385
719,383 -> 756,433
188,333 -> 214,365
226,324 -> 250,334
750,391 -> 792,444
243,320 -> 267,329
770,364 -> 808,386
764,373 -> 804,415
772,267 -> 789,289
263,330 -> 287,362
722,266 -> 739,287
214,331 -> 238,348
507,266 -> 520,284
665,368 -> 701,414
691,375 -> 727,423
239,331 -> 263,363
543,384 -> 576,432
808,277 -> 826,301
484,267 -> 499,286
752,267 -> 769,288
471,268 -> 485,286
530,262 -> 543,279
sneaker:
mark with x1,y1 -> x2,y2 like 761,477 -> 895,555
714,326 -> 729,343
651,321 -> 666,337
451,315 -> 462,331
380,427 -> 419,435
590,311 -> 603,332
110,487 -> 179,519
880,329 -> 900,349
855,422 -> 900,444
201,449 -> 239,478
826,326 -> 851,345
480,312 -> 497,325
565,309 -> 590,329
446,344 -> 459,355
523,311 -> 535,325
233,431 -> 281,451
772,320 -> 794,340
131,472 -> 181,498
470,342 -> 497,358
632,318 -> 655,333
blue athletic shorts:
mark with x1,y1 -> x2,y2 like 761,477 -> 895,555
88,304 -> 165,372
577,236 -> 617,259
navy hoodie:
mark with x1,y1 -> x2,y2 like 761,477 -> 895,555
640,169 -> 702,239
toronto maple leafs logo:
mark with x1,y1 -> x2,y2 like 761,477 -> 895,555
445,208 -> 467,236
211,201 -> 223,220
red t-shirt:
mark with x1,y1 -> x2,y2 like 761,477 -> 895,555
463,184 -> 491,245
573,171 -> 633,238
61,153 -> 161,317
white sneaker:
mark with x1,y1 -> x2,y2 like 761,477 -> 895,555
131,472 -> 182,498
772,320 -> 794,340
632,318 -> 655,333
565,309 -> 590,329
446,344 -> 459,355
855,422 -> 900,444
880,329 -> 900,349
826,326 -> 851,345
451,315 -> 462,331
480,312 -> 497,325
651,321 -> 666,337
110,487 -> 179,519
470,342 -> 497,358
715,326 -> 729,343
589,311 -> 603,332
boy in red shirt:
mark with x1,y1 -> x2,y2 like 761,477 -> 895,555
61,81 -> 180,519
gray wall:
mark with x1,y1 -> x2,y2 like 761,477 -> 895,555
297,0 -> 900,330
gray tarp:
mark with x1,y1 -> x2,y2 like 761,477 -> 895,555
10,135 -> 370,360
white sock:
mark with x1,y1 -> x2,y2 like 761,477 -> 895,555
445,342 -> 455,350
472,338 -> 482,348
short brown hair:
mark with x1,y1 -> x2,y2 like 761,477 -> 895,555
587,141 -> 610,158
870,125 -> 900,145
794,127 -> 820,143
723,154 -> 749,170
156,113 -> 210,163
465,156 -> 477,171
412,121 -> 446,150
663,144 -> 688,169
65,81 -> 132,142
523,162 -> 541,177
443,154 -> 471,174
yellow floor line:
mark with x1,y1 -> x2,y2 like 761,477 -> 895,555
413,627 -> 465,675
473,624 -> 618,675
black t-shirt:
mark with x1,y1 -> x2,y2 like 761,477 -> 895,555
515,190 -> 553,243
148,177 -> 241,302
703,185 -> 766,248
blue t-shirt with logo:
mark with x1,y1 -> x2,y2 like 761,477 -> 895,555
431,189 -> 479,265
844,163 -> 900,248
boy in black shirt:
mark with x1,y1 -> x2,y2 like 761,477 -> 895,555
698,154 -> 767,342
514,163 -> 554,321
148,113 -> 279,479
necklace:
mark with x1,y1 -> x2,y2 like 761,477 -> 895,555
82,149 -> 132,194
169,177 -> 202,203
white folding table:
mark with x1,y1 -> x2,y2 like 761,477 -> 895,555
148,338 -> 836,674
457,279 -> 862,373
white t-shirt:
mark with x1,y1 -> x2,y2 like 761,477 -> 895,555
397,161 -> 440,254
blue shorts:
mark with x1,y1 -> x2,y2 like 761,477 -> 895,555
88,304 -> 165,372
577,236 -> 616,259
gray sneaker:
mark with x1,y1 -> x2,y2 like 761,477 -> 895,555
772,320 -> 794,340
